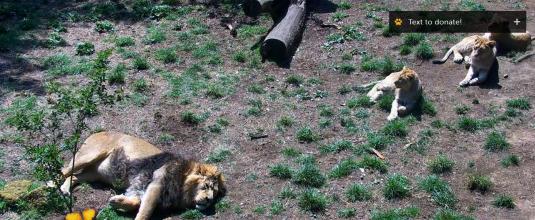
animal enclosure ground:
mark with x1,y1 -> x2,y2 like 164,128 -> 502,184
1,0 -> 535,219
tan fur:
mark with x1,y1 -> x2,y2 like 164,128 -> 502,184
433,32 -> 531,64
459,36 -> 496,87
60,132 -> 226,220
367,67 -> 422,121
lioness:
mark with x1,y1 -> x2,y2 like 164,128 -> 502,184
367,66 -> 422,121
60,132 -> 226,220
459,36 -> 496,87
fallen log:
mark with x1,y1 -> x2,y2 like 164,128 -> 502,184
260,0 -> 306,62
242,0 -> 290,21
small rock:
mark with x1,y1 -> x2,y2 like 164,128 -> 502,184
504,74 -> 509,78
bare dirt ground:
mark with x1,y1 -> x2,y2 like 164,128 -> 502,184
1,0 -> 535,219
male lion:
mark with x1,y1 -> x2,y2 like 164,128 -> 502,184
367,66 -> 422,121
60,132 -> 226,220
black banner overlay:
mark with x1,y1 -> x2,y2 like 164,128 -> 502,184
389,11 -> 526,33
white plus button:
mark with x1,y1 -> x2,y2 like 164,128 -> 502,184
514,19 -> 521,25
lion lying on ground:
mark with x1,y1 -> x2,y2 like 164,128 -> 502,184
60,132 -> 226,220
367,66 -> 422,121
458,36 -> 497,87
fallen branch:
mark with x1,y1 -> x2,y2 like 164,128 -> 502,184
370,148 -> 385,160
310,14 -> 341,29
513,51 -> 535,63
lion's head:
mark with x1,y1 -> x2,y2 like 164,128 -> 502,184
471,36 -> 496,58
394,66 -> 418,89
184,164 -> 226,210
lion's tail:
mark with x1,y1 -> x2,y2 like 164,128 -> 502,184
432,48 -> 453,64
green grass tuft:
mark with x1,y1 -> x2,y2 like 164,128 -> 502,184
132,57 -> 149,70
428,154 -> 454,174
433,209 -> 474,220
108,63 -> 127,84
270,164 -> 293,179
95,20 -> 114,33
419,175 -> 457,208
484,131 -> 510,152
506,98 -> 531,110
346,184 -> 372,202
115,36 -> 135,47
155,47 -> 178,64
403,33 -> 425,46
296,127 -> 320,143
270,200 -> 284,215
281,147 -> 301,158
180,209 -> 204,219
338,63 -> 356,74
277,116 -> 294,129
383,174 -> 411,199
371,206 -> 420,220
501,154 -> 520,167
415,42 -> 434,60
347,96 -> 373,108
382,119 -> 408,137
360,55 -> 403,75
180,111 -> 205,125
467,174 -> 492,193
298,189 -> 328,213
75,42 -> 95,56
292,163 -> 326,188
206,148 -> 232,163
366,132 -> 394,151
377,94 -> 395,111
329,158 -> 358,178
493,195 -> 515,209
286,74 -> 304,86
338,208 -> 356,218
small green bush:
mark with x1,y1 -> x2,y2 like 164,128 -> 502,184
378,94 -> 395,111
403,33 -> 425,46
415,42 -> 434,60
371,206 -> 420,220
399,45 -> 412,55
281,147 -> 301,158
348,96 -> 373,108
180,209 -> 204,219
286,74 -> 304,86
296,127 -> 320,143
206,148 -> 232,163
180,111 -> 205,125
115,36 -> 135,47
339,63 -> 356,74
108,63 -> 127,84
338,208 -> 356,218
132,78 -> 148,92
292,164 -> 326,188
506,98 -> 531,110
270,164 -> 293,179
76,42 -> 95,55
501,154 -> 520,167
95,20 -> 114,33
358,155 -> 388,173
132,57 -> 149,70
433,209 -> 474,220
329,158 -> 358,178
366,132 -> 393,150
382,119 -> 408,137
155,48 -> 178,64
143,26 -> 166,44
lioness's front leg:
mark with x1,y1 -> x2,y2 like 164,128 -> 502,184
135,182 -> 162,220
387,99 -> 400,121
459,67 -> 475,87
469,69 -> 488,85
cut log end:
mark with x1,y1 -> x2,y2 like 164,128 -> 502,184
243,0 -> 262,17
261,39 -> 287,61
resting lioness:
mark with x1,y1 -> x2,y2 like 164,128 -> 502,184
367,67 -> 422,121
60,132 -> 226,220
459,36 -> 496,87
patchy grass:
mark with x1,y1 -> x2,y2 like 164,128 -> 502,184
454,104 -> 471,115
277,116 -> 294,129
237,24 -> 268,39
180,209 -> 204,219
180,111 -> 205,125
270,200 -> 284,215
346,184 -> 372,202
467,174 -> 492,193
421,96 -> 437,116
419,175 -> 457,208
501,154 -> 520,167
338,63 -> 356,74
337,208 -> 356,218
298,189 -> 328,213
292,163 -> 326,188
108,63 -> 127,84
319,105 -> 335,117
347,96 -> 373,108
428,154 -> 455,174
399,45 -> 412,55
320,140 -> 353,154
415,42 -> 434,60
383,174 -> 411,199
493,195 -> 515,209
296,127 -> 320,143
506,98 -> 531,110
143,26 -> 166,44
75,42 -> 95,55
371,206 -> 420,220
360,55 -> 403,75
95,20 -> 114,33
378,94 -> 395,111
403,33 -> 425,46
460,0 -> 486,11
433,209 -> 474,220
206,147 -> 232,163
155,47 -> 178,64
484,131 -> 510,152
286,74 -> 304,86
132,57 -> 150,70
358,155 -> 388,173
269,164 -> 293,179
457,116 -> 497,132
366,132 -> 394,150
115,36 -> 135,47
279,187 -> 297,199
382,119 -> 409,137
329,158 -> 358,178
281,147 -> 301,158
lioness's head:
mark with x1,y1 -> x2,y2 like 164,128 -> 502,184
471,36 -> 496,58
185,164 -> 226,210
394,66 -> 417,89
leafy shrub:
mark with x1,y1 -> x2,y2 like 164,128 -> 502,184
484,131 -> 510,152
76,42 -> 95,55
115,36 -> 135,47
329,158 -> 358,178
45,32 -> 66,48
467,174 -> 492,193
501,154 -> 520,167
270,164 -> 292,179
95,20 -> 114,33
403,33 -> 425,46
339,63 -> 356,74
382,119 -> 408,137
132,57 -> 149,70
296,127 -> 320,143
493,195 -> 515,209
378,94 -> 395,111
292,164 -> 326,188
286,74 -> 304,86
415,42 -> 434,60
